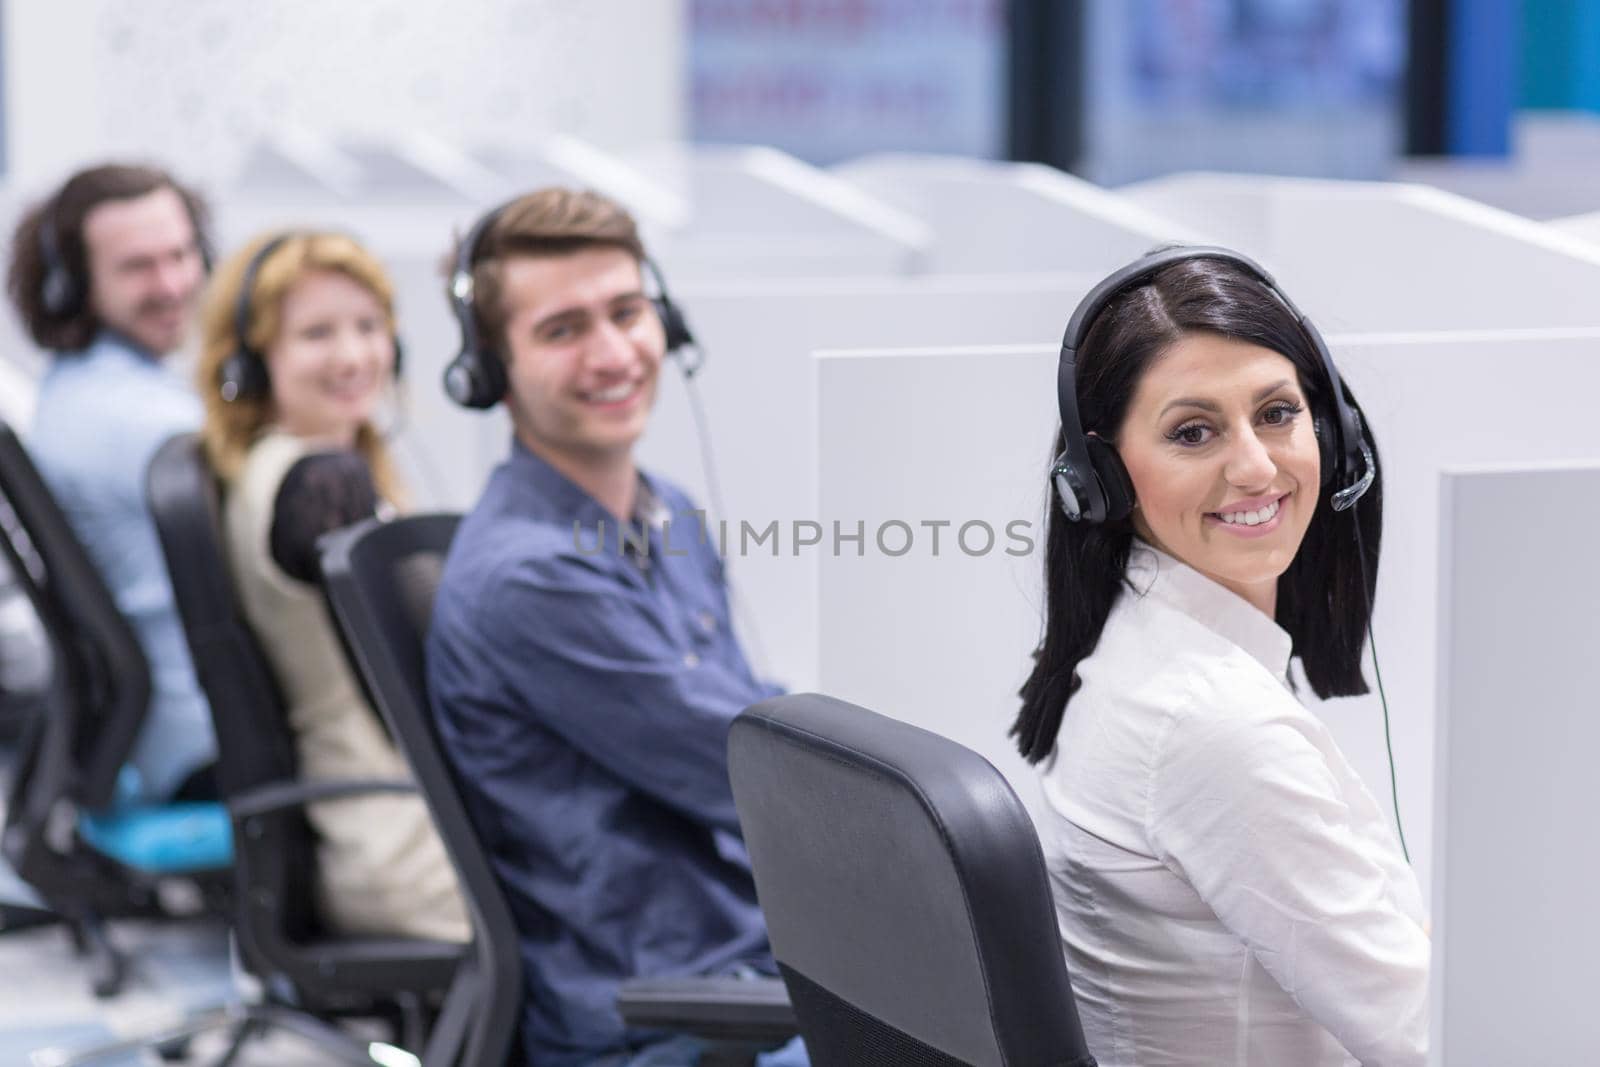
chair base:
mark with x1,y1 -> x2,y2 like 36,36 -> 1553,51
28,1001 -> 413,1067
63,912 -> 126,999
7,833 -> 231,999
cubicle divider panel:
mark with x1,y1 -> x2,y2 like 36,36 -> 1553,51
629,145 -> 932,281
639,275 -> 1094,690
1431,463 -> 1600,1064
1551,207 -> 1600,246
833,153 -> 1205,275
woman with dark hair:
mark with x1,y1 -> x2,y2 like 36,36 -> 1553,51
1015,249 -> 1428,1065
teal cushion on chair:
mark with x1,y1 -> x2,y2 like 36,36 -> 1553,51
79,803 -> 233,874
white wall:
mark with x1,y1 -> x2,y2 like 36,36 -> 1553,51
2,0 -> 686,190
1550,208 -> 1600,247
1124,174 -> 1600,334
813,328 -> 1600,899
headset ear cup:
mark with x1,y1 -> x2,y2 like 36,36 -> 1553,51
443,346 -> 506,410
219,348 -> 272,404
1313,414 -> 1336,488
1086,435 -> 1135,522
38,213 -> 81,317
477,348 -> 507,406
391,335 -> 406,381
41,263 -> 78,317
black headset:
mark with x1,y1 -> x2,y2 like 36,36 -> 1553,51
38,214 -> 79,317
1050,245 -> 1375,524
442,200 -> 698,410
37,190 -> 214,319
219,232 -> 406,404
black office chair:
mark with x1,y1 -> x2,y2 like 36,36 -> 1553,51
729,693 -> 1099,1067
318,514 -> 797,1067
0,551 -> 51,742
0,420 -> 230,999
317,514 -> 520,1067
145,433 -> 462,1065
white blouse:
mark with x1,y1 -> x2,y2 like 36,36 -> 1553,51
1038,543 -> 1429,1066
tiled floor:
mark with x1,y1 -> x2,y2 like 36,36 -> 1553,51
0,915 -> 410,1066
0,746 -> 395,1066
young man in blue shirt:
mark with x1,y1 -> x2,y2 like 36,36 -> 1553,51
427,189 -> 805,1067
6,163 -> 217,803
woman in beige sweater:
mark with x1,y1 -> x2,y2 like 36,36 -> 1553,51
196,231 -> 467,943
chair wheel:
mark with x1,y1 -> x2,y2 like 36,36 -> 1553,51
155,1035 -> 193,1060
89,958 -> 125,999
81,927 -> 127,999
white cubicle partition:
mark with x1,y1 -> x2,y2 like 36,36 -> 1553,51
624,144 -> 932,280
1395,112 -> 1600,221
832,153 -> 1205,275
0,357 -> 37,430
813,328 -> 1600,898
1431,463 -> 1600,1064
1550,208 -> 1600,247
1123,173 -> 1600,334
0,188 -> 41,430
637,272 -> 1095,689
0,198 -> 39,431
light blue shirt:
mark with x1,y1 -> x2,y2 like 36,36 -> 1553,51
29,331 -> 216,803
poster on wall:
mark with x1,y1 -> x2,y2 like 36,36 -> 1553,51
690,0 -> 1006,165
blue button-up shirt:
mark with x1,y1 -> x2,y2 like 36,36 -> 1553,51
29,332 -> 216,803
427,442 -> 781,1066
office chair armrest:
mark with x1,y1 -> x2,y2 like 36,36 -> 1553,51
617,975 -> 797,1042
229,778 -> 417,820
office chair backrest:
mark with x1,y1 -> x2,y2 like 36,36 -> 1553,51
0,420 -> 149,810
144,433 -> 317,939
729,694 -> 1098,1067
319,514 -> 523,1067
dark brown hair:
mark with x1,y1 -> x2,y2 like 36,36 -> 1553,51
6,163 -> 210,352
454,187 -> 646,352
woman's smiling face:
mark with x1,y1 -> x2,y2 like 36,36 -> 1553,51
1113,331 -> 1321,614
264,268 -> 395,447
